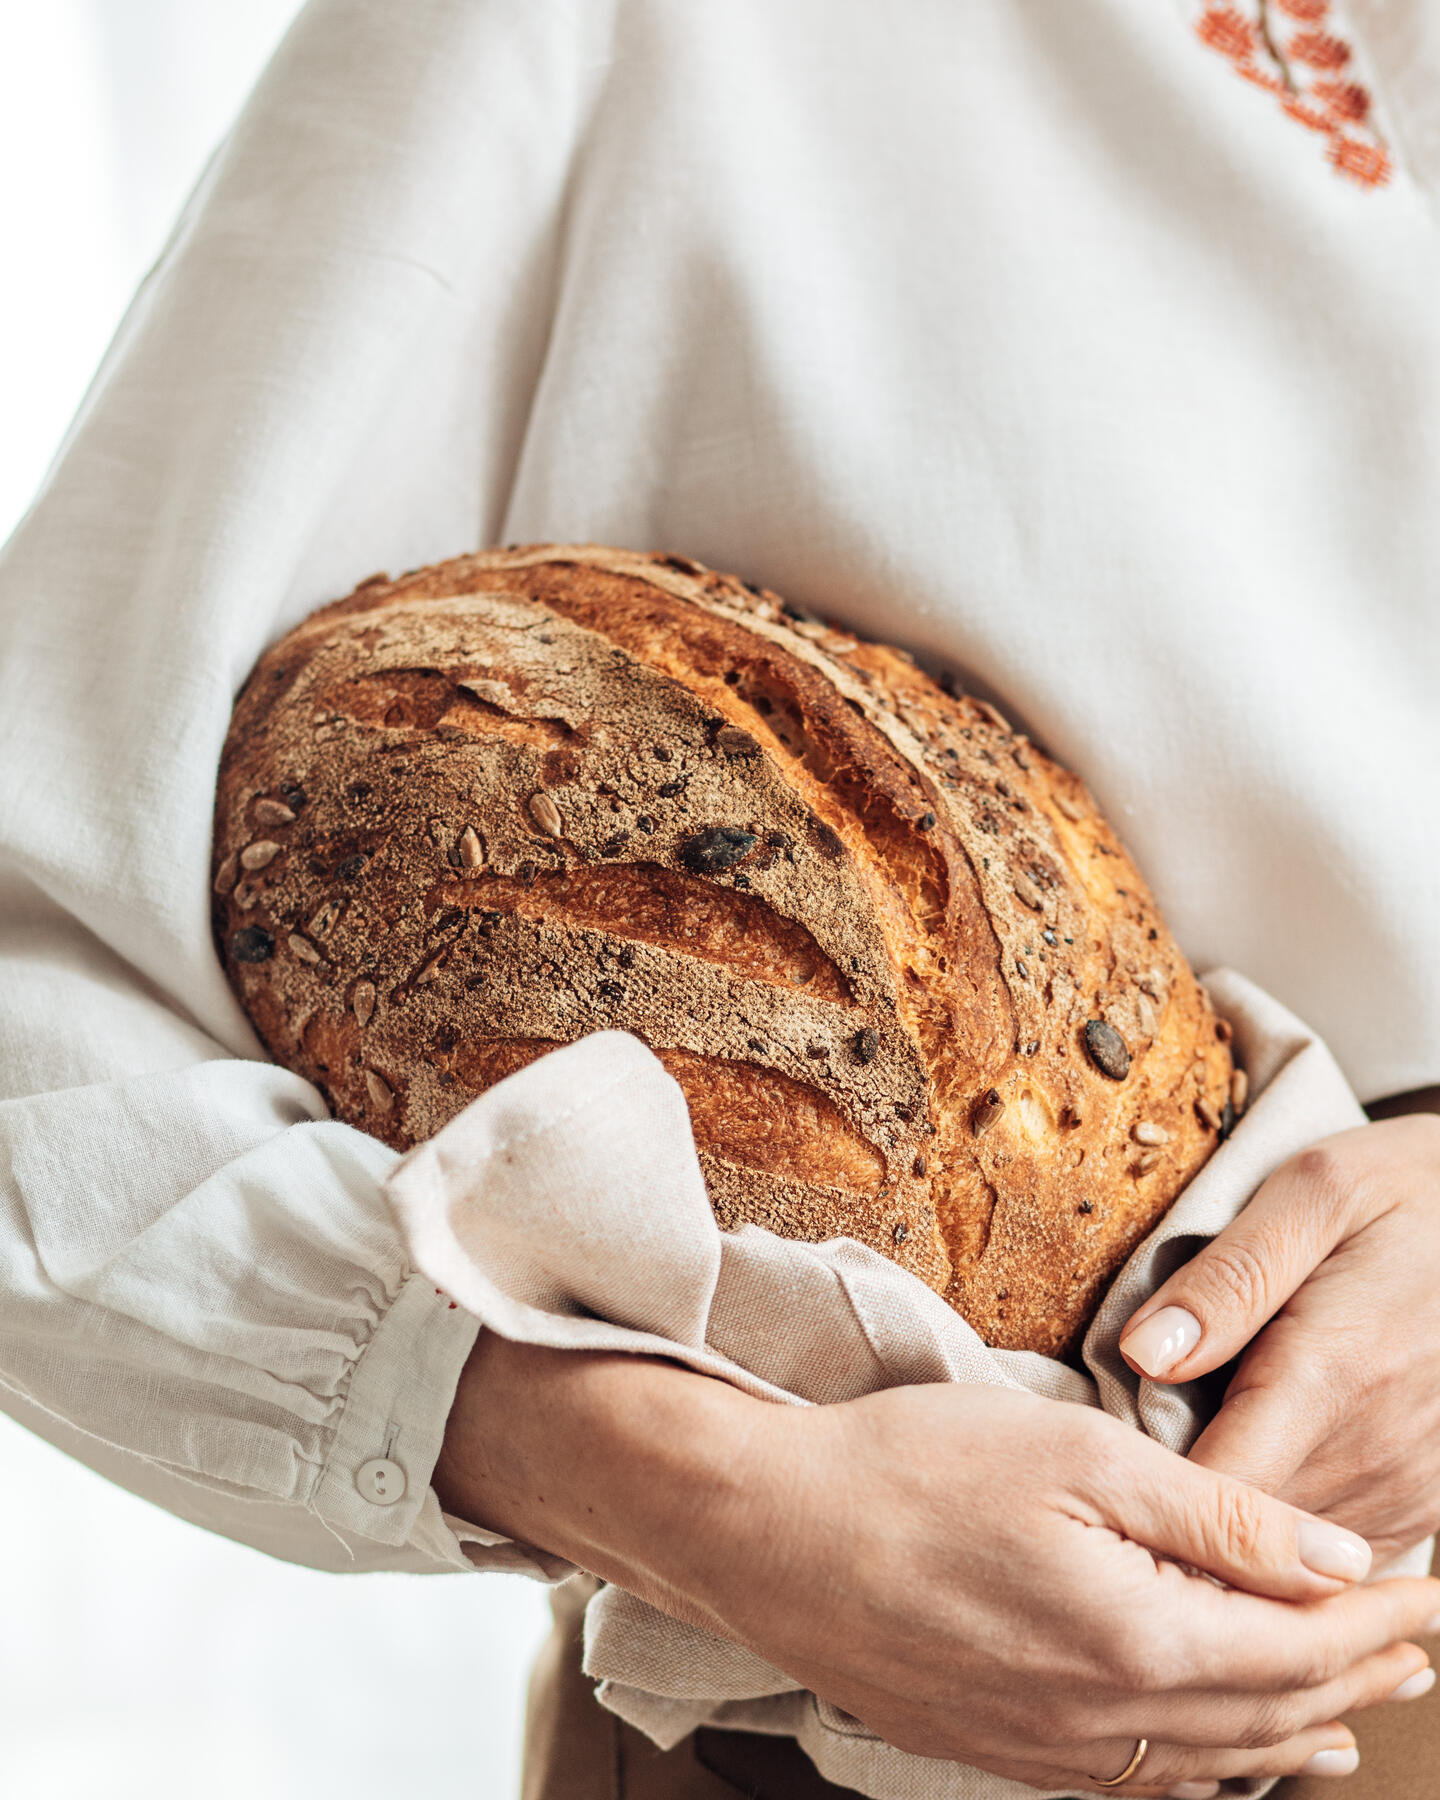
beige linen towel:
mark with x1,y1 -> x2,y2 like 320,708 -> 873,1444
388,969 -> 1429,1800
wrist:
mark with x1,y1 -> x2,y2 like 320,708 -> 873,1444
435,1331 -> 778,1619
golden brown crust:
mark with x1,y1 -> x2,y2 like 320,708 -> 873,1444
213,546 -> 1235,1356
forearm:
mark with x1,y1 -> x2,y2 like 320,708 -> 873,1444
434,1331 -> 776,1629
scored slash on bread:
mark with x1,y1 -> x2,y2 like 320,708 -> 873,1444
213,546 -> 1236,1357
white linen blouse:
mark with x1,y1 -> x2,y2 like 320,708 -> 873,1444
0,0 -> 1436,1574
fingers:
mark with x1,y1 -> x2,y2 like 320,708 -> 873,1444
984,1724 -> 1357,1798
1149,1572 -> 1440,1714
1092,1422 -> 1372,1599
1117,1133 -> 1371,1385
1065,1721 -> 1359,1795
1059,1644 -> 1437,1795
991,1640 -> 1438,1797
1148,1635 -> 1431,1752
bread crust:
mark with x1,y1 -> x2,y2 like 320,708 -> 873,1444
213,546 -> 1235,1356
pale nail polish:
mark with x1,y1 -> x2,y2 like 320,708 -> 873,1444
1169,1783 -> 1220,1799
1120,1306 -> 1202,1378
1389,1666 -> 1436,1701
1297,1519 -> 1372,1582
1300,1746 -> 1361,1777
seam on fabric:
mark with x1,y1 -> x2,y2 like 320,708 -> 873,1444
302,1494 -> 357,1562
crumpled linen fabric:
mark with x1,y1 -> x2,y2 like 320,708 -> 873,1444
2,0 -> 1438,1591
387,972 -> 1434,1800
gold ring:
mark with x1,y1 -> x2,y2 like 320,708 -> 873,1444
1095,1738 -> 1149,1788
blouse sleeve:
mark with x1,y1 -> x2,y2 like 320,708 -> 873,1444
0,0 -> 613,1572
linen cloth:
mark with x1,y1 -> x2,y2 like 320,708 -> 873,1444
1,0 -> 1438,1584
387,973 -> 1433,1800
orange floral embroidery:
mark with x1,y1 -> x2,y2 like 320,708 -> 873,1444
1198,8 -> 1258,59
1311,78 -> 1370,122
1329,136 -> 1390,185
1192,1 -> 1391,188
1282,95 -> 1337,134
1287,30 -> 1351,69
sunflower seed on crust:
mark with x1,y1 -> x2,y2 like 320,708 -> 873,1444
241,840 -> 281,871
252,798 -> 296,827
1055,791 -> 1085,822
288,933 -> 321,964
1132,1121 -> 1170,1146
352,981 -> 376,1027
1134,1149 -> 1161,1175
1012,871 -> 1045,912
364,1069 -> 393,1112
457,825 -> 485,870
415,950 -> 447,986
529,791 -> 563,837
1230,1069 -> 1249,1114
1196,1096 -> 1223,1132
213,852 -> 240,895
971,1088 -> 1006,1136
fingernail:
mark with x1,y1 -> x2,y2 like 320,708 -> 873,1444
1120,1306 -> 1202,1378
1296,1519 -> 1372,1582
1169,1783 -> 1220,1799
1300,1746 -> 1361,1777
1389,1666 -> 1436,1701
1426,1611 -> 1440,1635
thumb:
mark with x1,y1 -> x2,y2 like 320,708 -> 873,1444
1117,1142 -> 1359,1384
1103,1425 -> 1372,1600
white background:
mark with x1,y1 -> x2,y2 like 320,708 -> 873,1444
0,4 -> 550,1793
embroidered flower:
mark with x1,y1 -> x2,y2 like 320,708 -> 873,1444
1197,8 -> 1258,60
1191,1 -> 1391,188
1329,135 -> 1390,186
1287,30 -> 1352,70
1282,96 -> 1339,134
1311,79 -> 1371,123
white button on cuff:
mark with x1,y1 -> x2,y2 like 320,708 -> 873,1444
355,1458 -> 407,1506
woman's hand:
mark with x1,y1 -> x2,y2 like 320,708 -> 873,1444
1120,1114 -> 1440,1564
437,1333 -> 1440,1796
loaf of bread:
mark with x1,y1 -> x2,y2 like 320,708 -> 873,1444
213,546 -> 1237,1356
